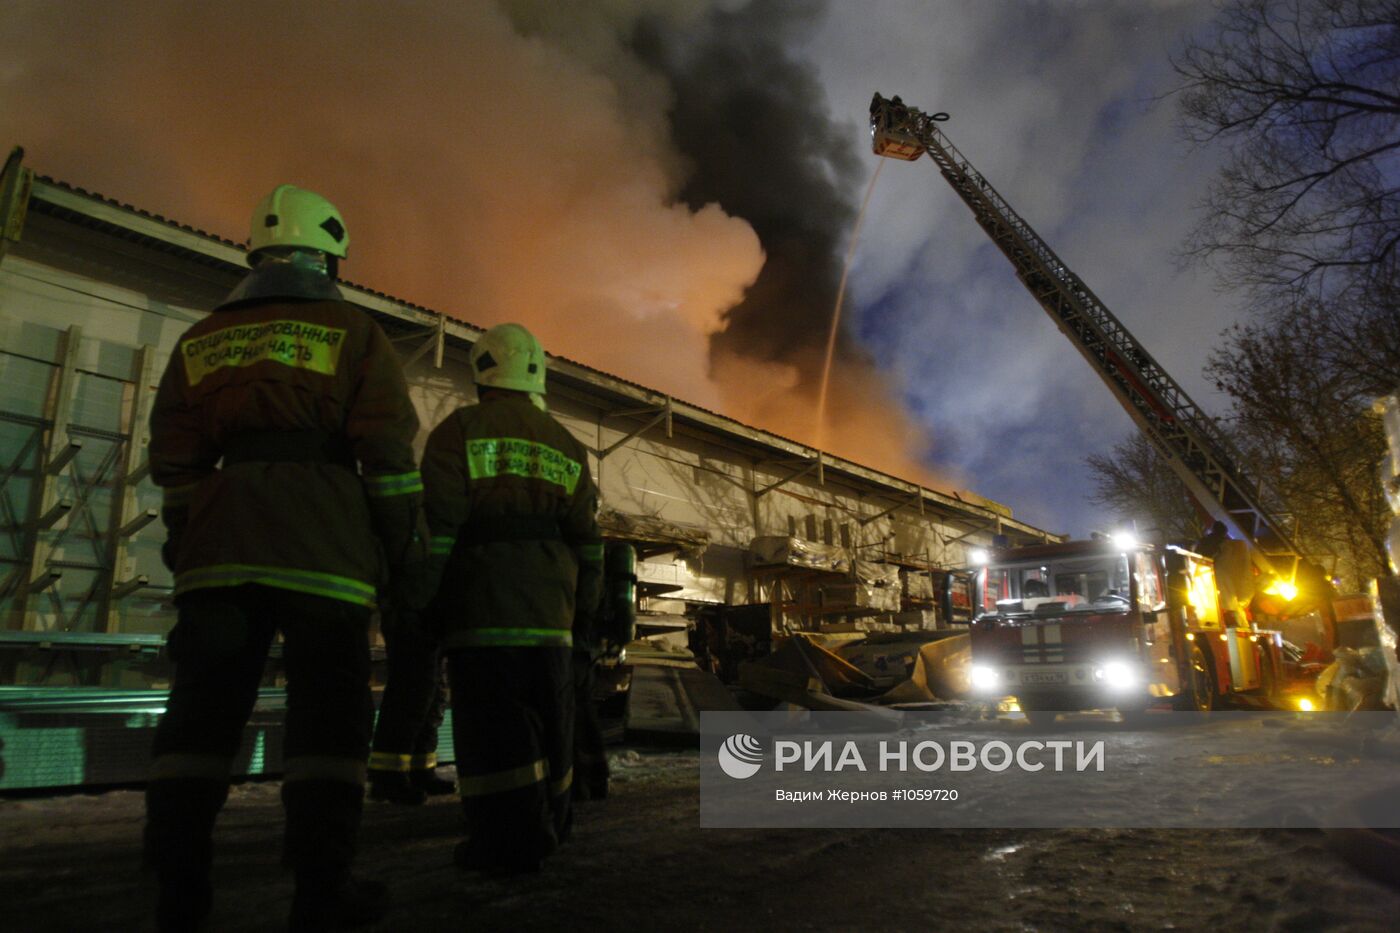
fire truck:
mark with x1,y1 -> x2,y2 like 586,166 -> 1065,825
867,93 -> 1356,717
965,535 -> 1300,721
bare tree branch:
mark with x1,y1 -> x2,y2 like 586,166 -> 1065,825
1173,0 -> 1400,305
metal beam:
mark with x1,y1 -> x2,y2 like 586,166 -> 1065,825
755,453 -> 824,498
28,569 -> 61,593
878,93 -> 1304,570
858,488 -> 924,527
119,509 -> 158,538
103,345 -> 155,633
940,520 -> 996,547
599,398 -> 672,459
397,315 -> 447,370
0,429 -> 40,499
35,499 -> 72,530
11,323 -> 80,630
45,440 -> 81,475
111,575 -> 149,600
0,146 -> 33,265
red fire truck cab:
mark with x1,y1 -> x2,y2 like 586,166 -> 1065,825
968,537 -> 1288,722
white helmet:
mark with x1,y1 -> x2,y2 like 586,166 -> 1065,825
247,184 -> 348,262
470,323 -> 547,395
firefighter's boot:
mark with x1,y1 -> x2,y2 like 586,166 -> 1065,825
283,780 -> 386,931
452,795 -> 555,875
367,770 -> 426,806
409,768 -> 455,797
453,838 -> 543,876
572,752 -> 609,802
144,777 -> 228,932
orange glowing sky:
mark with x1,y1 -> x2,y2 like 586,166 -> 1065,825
3,0 -> 960,496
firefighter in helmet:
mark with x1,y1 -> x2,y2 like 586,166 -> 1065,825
144,185 -> 426,931
419,322 -> 603,873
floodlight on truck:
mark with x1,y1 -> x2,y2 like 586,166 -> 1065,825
969,665 -> 1001,692
1092,660 -> 1138,691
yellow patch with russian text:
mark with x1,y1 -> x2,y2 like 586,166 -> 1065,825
182,320 -> 347,385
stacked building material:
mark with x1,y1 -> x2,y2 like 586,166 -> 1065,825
748,536 -> 851,574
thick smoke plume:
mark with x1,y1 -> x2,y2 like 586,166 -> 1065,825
631,1 -> 944,486
3,0 -> 949,490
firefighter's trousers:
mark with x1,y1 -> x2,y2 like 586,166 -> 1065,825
370,611 -> 446,777
145,585 -> 375,903
572,647 -> 609,800
446,646 -> 573,865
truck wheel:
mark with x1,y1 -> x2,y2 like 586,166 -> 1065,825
1174,642 -> 1217,712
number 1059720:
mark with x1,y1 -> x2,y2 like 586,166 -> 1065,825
891,788 -> 960,801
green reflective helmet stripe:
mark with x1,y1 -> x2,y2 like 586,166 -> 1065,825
429,535 -> 456,556
456,758 -> 548,797
180,319 -> 347,386
465,437 -> 582,495
175,563 -> 377,607
368,751 -> 414,773
364,471 -> 424,497
455,627 -> 572,648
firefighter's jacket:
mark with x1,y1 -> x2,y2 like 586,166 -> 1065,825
149,299 -> 424,608
420,393 -> 603,650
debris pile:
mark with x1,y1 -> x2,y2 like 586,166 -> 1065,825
736,631 -> 971,714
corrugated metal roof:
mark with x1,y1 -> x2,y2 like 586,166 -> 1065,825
37,176 -> 246,250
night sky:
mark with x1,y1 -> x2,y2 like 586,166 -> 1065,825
805,1 -> 1232,537
2,0 -> 1236,540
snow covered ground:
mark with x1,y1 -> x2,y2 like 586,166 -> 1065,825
3,734 -> 1400,931
701,710 -> 1400,829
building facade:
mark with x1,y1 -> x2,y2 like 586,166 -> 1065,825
0,152 -> 1058,684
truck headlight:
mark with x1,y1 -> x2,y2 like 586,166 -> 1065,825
969,665 -> 1001,692
1093,661 -> 1137,690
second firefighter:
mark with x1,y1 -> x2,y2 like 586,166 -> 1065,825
420,322 -> 603,872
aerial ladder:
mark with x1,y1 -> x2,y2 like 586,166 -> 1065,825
868,93 -> 1312,585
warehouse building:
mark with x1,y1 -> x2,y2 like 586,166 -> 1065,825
0,150 -> 1056,786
